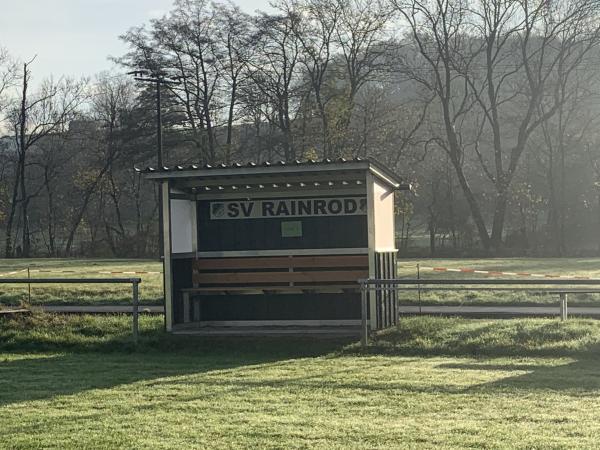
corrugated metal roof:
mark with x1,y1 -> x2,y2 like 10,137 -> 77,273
137,157 -> 410,190
139,157 -> 369,173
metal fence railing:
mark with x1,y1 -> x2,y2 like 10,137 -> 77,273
0,278 -> 142,343
358,278 -> 600,348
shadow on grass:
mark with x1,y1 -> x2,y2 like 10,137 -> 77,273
6,314 -> 600,408
352,317 -> 600,358
437,356 -> 600,394
0,314 -> 352,407
0,336 -> 350,408
0,313 -> 351,353
0,348 -> 334,408
346,316 -> 600,394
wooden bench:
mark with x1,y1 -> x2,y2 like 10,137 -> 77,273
181,254 -> 369,323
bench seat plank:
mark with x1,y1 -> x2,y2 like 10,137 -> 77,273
194,269 -> 368,284
182,285 -> 361,293
193,255 -> 368,270
182,284 -> 360,296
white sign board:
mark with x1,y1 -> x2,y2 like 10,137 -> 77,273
209,196 -> 367,220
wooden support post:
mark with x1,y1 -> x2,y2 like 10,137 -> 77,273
560,293 -> 568,321
132,280 -> 139,345
366,172 -> 377,331
183,292 -> 190,323
361,283 -> 369,349
161,181 -> 173,332
369,283 -> 377,331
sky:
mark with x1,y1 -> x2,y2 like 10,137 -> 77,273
0,0 -> 272,85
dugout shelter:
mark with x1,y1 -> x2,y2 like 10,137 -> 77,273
141,158 -> 409,333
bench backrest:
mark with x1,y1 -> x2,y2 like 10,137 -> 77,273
192,255 -> 368,286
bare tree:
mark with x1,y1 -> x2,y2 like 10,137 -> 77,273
393,0 -> 600,252
328,0 -> 394,155
291,0 -> 341,157
0,47 -> 17,118
119,0 -> 222,163
214,2 -> 255,162
0,48 -> 17,245
91,74 -> 137,254
535,72 -> 599,254
63,75 -> 139,255
245,5 -> 304,160
5,60 -> 88,257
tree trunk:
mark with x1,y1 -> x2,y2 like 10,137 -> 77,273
314,87 -> 330,158
490,189 -> 508,252
429,222 -> 436,257
558,137 -> 567,255
64,164 -> 111,255
450,156 -> 491,251
4,164 -> 20,257
44,168 -> 56,257
13,62 -> 29,257
19,160 -> 30,257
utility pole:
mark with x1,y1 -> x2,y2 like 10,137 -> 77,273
129,70 -> 180,332
127,70 -> 180,257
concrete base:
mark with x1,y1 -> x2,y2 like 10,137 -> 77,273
171,324 -> 361,337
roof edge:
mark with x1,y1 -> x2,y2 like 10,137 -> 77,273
138,157 -> 407,189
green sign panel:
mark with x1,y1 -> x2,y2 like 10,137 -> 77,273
281,221 -> 303,238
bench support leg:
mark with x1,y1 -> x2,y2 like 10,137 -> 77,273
193,298 -> 201,322
183,292 -> 190,324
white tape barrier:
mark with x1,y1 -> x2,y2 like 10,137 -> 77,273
0,269 -> 28,277
412,265 -> 592,280
0,269 -> 162,276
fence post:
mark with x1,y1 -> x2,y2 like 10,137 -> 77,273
560,293 -> 568,321
361,282 -> 368,349
27,267 -> 31,305
417,263 -> 422,314
132,280 -> 139,344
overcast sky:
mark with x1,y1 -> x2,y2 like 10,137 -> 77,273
0,0 -> 272,85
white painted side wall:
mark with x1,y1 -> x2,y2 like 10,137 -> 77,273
373,178 -> 396,252
170,199 -> 194,253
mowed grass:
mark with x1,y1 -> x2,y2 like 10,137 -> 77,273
3,314 -> 600,448
0,259 -> 162,306
397,257 -> 600,306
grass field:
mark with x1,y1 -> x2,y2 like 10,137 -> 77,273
2,314 -> 600,448
0,259 -> 162,306
1,257 -> 600,307
398,257 -> 600,306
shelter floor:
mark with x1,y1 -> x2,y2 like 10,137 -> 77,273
171,324 -> 361,337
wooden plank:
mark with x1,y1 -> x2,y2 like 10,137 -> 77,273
192,255 -> 369,270
392,253 -> 397,322
293,255 -> 369,268
177,319 -> 362,327
182,285 -> 360,292
162,181 -> 174,332
194,257 -> 292,270
196,248 -> 369,258
193,269 -> 368,284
